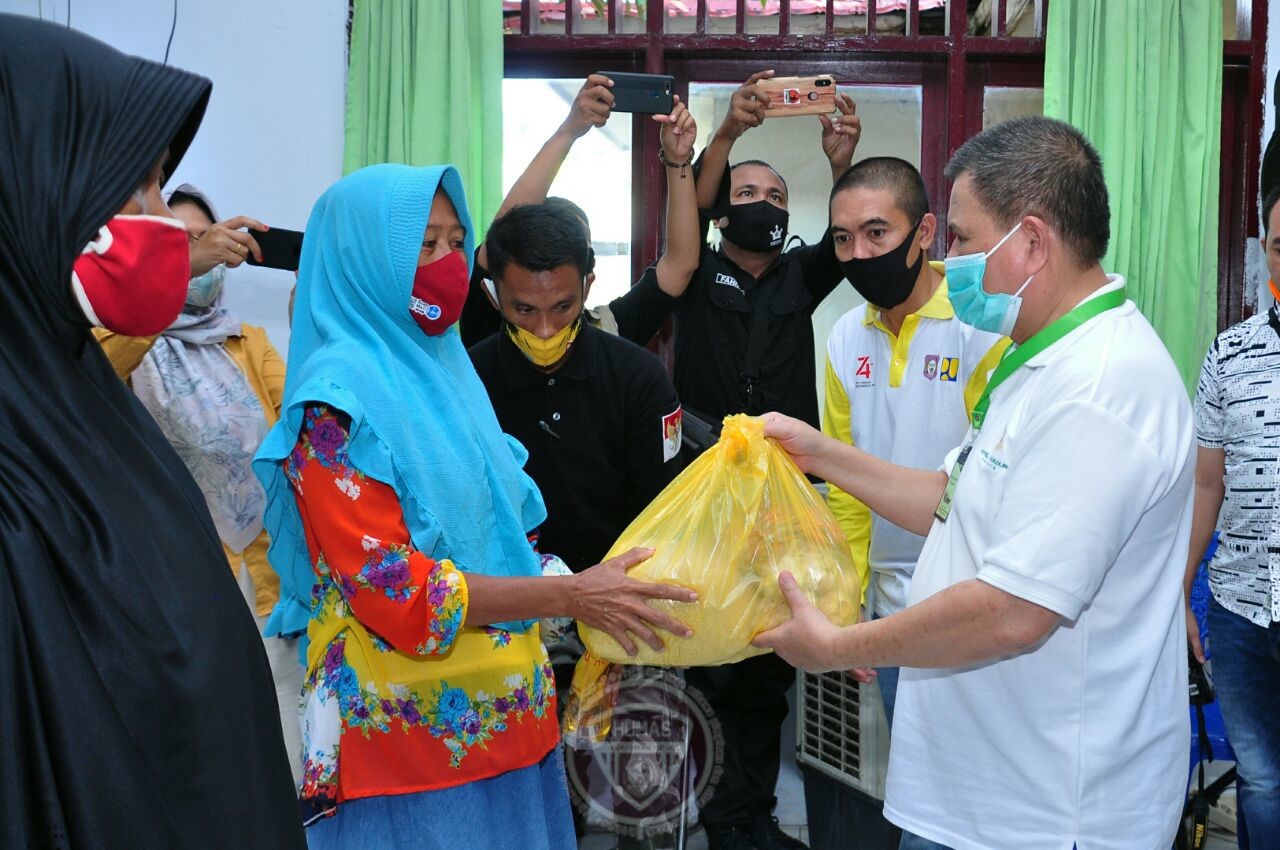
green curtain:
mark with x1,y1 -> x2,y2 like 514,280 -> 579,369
345,0 -> 504,242
1044,0 -> 1222,391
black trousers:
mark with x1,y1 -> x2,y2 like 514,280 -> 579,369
685,652 -> 797,828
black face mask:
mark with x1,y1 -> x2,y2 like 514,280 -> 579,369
720,200 -> 790,254
838,220 -> 925,309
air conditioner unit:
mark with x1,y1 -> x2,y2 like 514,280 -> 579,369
795,668 -> 890,800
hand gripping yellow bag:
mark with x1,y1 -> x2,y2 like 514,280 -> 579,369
579,414 -> 860,666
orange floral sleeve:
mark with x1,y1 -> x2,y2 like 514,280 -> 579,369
284,404 -> 469,655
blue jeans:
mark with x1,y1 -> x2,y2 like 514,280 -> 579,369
899,831 -> 952,849
878,664 -> 901,730
1207,597 -> 1280,847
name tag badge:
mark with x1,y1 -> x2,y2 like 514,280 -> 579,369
934,442 -> 973,523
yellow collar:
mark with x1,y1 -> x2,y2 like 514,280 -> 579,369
863,261 -> 954,328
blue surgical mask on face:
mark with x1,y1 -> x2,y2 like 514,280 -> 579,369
185,263 -> 225,310
944,222 -> 1034,336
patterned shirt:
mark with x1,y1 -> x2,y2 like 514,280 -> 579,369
284,405 -> 559,823
1193,304 -> 1280,626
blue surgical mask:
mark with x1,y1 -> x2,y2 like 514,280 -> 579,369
185,263 -> 226,309
945,222 -> 1033,336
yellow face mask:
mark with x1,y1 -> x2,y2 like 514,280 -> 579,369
506,318 -> 582,368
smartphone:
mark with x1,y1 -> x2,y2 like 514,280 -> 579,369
598,71 -> 675,115
246,227 -> 304,272
758,74 -> 838,118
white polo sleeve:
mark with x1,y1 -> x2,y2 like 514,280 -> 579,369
975,400 -> 1166,620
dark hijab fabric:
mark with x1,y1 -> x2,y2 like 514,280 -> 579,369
0,16 -> 304,849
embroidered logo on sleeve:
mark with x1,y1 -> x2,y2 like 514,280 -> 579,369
662,407 -> 683,463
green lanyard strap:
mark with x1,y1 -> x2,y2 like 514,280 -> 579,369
970,287 -> 1127,430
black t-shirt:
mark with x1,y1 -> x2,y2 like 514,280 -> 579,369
671,228 -> 845,427
459,254 -> 678,348
469,324 -> 684,571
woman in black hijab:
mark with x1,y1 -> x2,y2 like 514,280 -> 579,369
0,16 -> 305,849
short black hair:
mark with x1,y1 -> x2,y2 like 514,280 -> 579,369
731,159 -> 788,195
1263,186 -> 1280,237
485,204 -> 592,284
945,115 -> 1109,267
545,196 -> 590,229
168,190 -> 216,225
831,157 -> 930,224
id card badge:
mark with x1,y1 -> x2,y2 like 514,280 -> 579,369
934,441 -> 973,523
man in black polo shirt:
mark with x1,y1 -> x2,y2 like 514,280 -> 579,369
657,70 -> 862,850
469,202 -> 684,574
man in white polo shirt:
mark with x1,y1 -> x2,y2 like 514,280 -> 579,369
754,116 -> 1195,850
823,156 -> 1009,725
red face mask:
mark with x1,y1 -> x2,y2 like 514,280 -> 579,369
409,250 -> 469,336
71,215 -> 191,336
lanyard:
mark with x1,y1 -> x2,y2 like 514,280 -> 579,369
935,286 -> 1127,524
970,287 -> 1128,430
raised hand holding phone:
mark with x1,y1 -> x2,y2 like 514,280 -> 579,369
820,92 -> 861,176
654,95 -> 696,166
562,73 -> 615,139
189,215 -> 266,276
718,69 -> 774,141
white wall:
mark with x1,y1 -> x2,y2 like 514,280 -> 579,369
0,0 -> 349,353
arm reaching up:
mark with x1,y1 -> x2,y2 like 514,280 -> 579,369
477,74 -> 615,269
652,96 -> 700,298
696,70 -> 773,212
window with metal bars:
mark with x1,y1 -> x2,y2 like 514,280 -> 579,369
498,0 -> 1269,333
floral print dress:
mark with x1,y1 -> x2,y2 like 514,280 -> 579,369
284,405 -> 559,824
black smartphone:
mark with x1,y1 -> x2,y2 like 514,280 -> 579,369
246,227 -> 304,272
598,71 -> 675,115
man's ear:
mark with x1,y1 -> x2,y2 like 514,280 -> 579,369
917,212 -> 938,258
583,272 -> 596,304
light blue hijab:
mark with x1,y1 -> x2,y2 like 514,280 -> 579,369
254,164 -> 546,640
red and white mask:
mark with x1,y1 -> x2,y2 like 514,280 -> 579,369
408,250 -> 469,336
71,215 -> 191,336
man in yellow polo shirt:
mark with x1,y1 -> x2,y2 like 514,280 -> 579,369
822,157 -> 1008,723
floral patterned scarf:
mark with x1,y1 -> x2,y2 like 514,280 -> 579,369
132,297 -> 269,553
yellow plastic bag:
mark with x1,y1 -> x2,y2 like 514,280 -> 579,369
579,414 -> 859,667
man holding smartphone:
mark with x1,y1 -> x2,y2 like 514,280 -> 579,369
658,70 -> 860,850
460,74 -> 699,349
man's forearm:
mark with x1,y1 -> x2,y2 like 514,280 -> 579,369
695,130 -> 735,211
833,579 -> 1061,669
497,129 -> 576,219
477,129 -> 576,270
1184,482 -> 1224,596
655,156 -> 700,297
813,440 -> 947,537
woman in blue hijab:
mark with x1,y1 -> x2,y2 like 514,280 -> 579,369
254,163 -> 695,847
